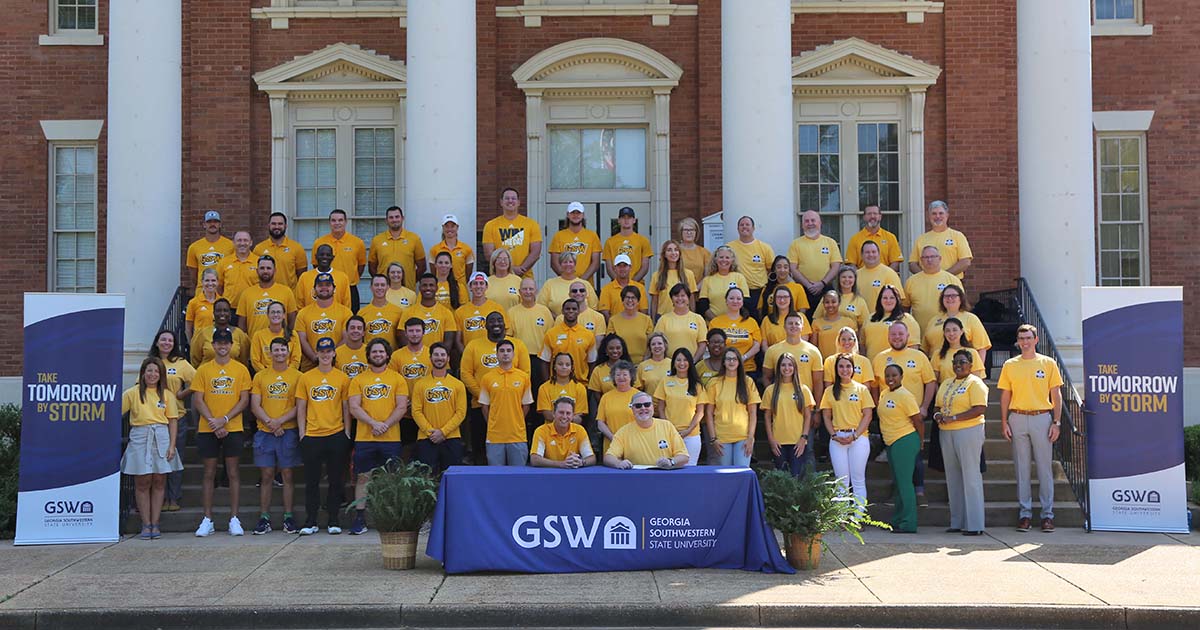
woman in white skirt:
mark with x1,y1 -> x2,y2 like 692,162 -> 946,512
121,357 -> 184,539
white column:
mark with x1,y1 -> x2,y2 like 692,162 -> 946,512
1017,0 -> 1095,367
268,96 -> 290,215
652,90 -> 673,256
106,0 -> 182,376
721,0 -> 795,253
405,0 -> 477,256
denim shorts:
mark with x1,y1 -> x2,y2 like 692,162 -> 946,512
252,428 -> 301,469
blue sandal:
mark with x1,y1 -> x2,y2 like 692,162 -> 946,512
138,525 -> 153,540
150,524 -> 161,539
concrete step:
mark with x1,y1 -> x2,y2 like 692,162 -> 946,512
866,501 -> 1086,529
866,478 -> 1075,504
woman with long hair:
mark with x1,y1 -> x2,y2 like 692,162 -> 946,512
432,250 -> 466,309
385,262 -> 416,310
185,267 -> 222,341
485,247 -> 522,310
861,284 -> 921,359
653,283 -> 708,358
704,348 -> 762,466
121,357 -> 184,539
763,353 -> 816,477
536,352 -> 588,425
607,285 -> 654,361
150,329 -> 193,514
878,364 -> 924,533
934,317 -> 986,382
250,300 -> 300,372
588,333 -> 639,400
821,326 -> 877,400
760,283 -> 812,347
935,349 -> 989,535
677,217 -> 711,287
812,290 -> 858,359
653,347 -> 706,466
922,285 -> 992,357
836,265 -> 870,329
758,255 -> 810,319
819,354 -> 875,506
649,239 -> 698,317
697,245 -> 749,320
638,332 -> 672,397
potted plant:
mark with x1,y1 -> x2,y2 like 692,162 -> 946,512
354,458 -> 439,570
758,470 -> 889,570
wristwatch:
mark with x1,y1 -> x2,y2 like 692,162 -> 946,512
666,458 -> 675,468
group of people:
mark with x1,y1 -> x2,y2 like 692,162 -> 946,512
118,190 -> 1066,541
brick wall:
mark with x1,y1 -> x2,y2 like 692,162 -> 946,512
1092,0 -> 1200,361
0,2 -> 108,374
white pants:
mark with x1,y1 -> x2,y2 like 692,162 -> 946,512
683,435 -> 702,467
829,431 -> 870,504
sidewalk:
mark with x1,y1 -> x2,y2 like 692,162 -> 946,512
1,528 -> 1197,629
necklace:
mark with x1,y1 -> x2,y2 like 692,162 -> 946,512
941,375 -> 969,415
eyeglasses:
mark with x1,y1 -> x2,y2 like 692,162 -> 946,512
570,288 -> 587,293
631,401 -> 653,409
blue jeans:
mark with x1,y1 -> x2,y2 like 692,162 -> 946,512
717,440 -> 751,467
773,430 -> 815,476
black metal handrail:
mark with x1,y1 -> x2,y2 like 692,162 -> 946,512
978,279 -> 1090,530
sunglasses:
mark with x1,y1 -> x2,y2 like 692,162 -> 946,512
631,401 -> 653,409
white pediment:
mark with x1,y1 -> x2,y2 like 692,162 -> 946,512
513,38 -> 683,93
254,43 -> 406,96
792,38 -> 940,89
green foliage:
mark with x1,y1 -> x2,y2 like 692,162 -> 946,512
349,458 -> 438,533
758,469 -> 889,542
1185,425 -> 1200,481
0,404 -> 20,538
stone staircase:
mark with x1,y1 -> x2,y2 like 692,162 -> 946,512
140,380 -> 1085,533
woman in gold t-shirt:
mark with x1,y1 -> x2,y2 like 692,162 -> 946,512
763,352 -> 816,477
653,347 -> 707,466
819,354 -> 875,506
704,349 -> 762,467
934,349 -> 989,535
120,357 -> 184,539
878,364 -> 924,533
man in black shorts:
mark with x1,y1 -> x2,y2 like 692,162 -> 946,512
190,327 -> 252,536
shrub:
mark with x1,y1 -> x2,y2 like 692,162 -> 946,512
0,404 -> 20,538
758,469 -> 889,542
1185,425 -> 1200,482
353,458 -> 438,533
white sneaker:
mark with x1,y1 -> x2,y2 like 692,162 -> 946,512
327,525 -> 342,535
228,516 -> 244,536
299,525 -> 319,536
194,517 -> 215,537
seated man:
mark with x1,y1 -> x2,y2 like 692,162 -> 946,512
530,397 -> 595,469
603,392 -> 689,470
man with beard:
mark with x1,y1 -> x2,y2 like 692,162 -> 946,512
295,272 -> 354,370
846,205 -> 903,271
368,206 -> 425,290
401,273 -> 460,350
455,272 -> 506,351
236,254 -> 298,337
254,212 -> 308,288
788,210 -> 843,305
347,338 -> 408,535
908,200 -> 973,278
549,201 -> 601,284
186,210 -> 234,289
335,316 -> 370,380
602,206 -> 653,283
357,274 -> 404,346
462,312 -> 531,461
389,317 -> 433,458
482,187 -> 543,279
296,244 -> 352,309
539,298 -> 597,382
412,343 -> 467,473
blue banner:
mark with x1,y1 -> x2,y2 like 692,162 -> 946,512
427,467 -> 793,574
1083,287 -> 1188,533
15,293 -> 125,545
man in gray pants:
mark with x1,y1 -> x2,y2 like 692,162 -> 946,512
998,324 -> 1064,533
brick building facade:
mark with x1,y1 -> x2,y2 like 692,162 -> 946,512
0,1 -> 1194,409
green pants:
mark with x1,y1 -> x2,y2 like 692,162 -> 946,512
887,431 -> 920,532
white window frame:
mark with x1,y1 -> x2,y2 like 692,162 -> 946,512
41,120 -> 104,293
1092,0 -> 1152,37
1095,132 -> 1150,286
48,143 -> 100,293
40,0 -> 104,46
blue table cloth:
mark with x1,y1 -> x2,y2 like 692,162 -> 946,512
426,466 -> 793,574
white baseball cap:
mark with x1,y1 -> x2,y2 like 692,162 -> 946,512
566,201 -> 585,214
469,271 -> 489,284
613,254 -> 632,266
441,214 -> 459,226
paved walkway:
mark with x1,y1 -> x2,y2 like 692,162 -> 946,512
1,528 -> 1197,629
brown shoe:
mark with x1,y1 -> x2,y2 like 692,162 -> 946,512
1017,517 -> 1031,532
1041,518 -> 1055,532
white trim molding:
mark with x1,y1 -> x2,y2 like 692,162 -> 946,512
513,37 -> 683,280
40,119 -> 104,141
251,0 -> 407,30
791,1 -> 944,24
253,43 -> 407,217
497,1 -> 698,28
1093,110 -> 1155,132
792,38 -> 942,250
39,33 -> 104,46
1092,22 -> 1153,36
